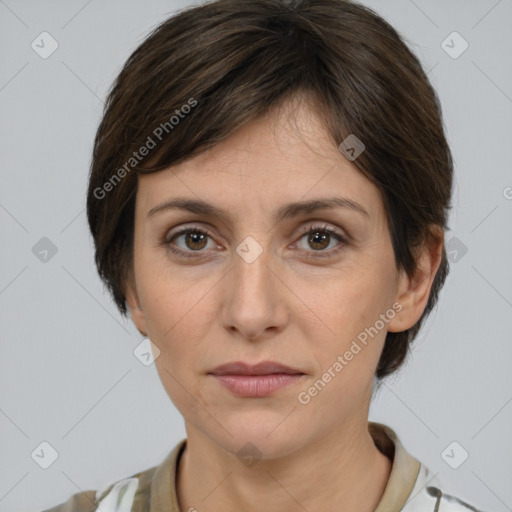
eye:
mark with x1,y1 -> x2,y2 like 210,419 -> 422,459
162,223 -> 349,260
163,227 -> 218,258
294,223 -> 349,257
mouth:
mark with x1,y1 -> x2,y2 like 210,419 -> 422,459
208,361 -> 306,397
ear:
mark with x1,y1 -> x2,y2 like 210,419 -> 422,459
387,226 -> 444,333
124,270 -> 148,338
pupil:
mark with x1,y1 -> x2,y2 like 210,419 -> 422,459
187,232 -> 207,250
309,232 -> 329,250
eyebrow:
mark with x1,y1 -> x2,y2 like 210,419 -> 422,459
146,196 -> 370,222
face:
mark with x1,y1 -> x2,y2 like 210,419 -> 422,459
126,97 -> 437,459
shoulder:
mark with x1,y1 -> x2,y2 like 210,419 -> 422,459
404,464 -> 491,512
40,465 -> 157,512
40,439 -> 187,512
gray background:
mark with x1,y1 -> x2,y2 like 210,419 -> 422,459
0,1 -> 511,511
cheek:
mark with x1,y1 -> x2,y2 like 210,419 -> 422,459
299,264 -> 395,341
295,271 -> 391,412
137,250 -> 215,335
291,256 -> 396,384
139,266 -> 221,388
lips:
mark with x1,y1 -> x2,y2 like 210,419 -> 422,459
208,361 -> 305,397
209,360 -> 304,376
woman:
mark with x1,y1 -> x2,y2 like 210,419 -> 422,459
44,0 -> 486,510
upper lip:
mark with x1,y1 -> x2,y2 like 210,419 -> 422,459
209,361 -> 304,376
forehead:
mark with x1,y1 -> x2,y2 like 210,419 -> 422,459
135,98 -> 384,224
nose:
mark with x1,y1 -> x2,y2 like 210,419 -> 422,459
220,242 -> 288,341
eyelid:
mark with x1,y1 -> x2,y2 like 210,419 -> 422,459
163,222 -> 220,243
294,222 -> 350,242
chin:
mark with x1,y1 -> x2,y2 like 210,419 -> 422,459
206,413 -> 309,461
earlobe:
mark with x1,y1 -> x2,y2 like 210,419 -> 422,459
387,227 -> 444,333
125,274 -> 148,337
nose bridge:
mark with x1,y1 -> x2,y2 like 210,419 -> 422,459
233,238 -> 275,310
222,236 -> 285,338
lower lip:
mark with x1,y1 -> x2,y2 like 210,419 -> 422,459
211,373 -> 304,397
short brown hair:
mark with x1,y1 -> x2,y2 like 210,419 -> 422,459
86,0 -> 453,380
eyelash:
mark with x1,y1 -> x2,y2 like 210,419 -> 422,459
162,223 -> 350,260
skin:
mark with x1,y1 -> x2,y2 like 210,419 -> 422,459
125,95 -> 443,512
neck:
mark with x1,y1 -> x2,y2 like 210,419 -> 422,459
176,418 -> 392,512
